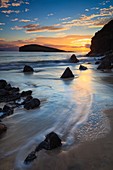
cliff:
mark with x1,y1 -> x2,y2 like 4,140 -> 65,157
87,20 -> 113,56
19,44 -> 66,52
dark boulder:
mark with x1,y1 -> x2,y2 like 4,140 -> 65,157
3,105 -> 14,116
95,61 -> 100,65
0,80 -> 7,89
44,132 -> 62,150
69,54 -> 79,63
23,65 -> 34,73
22,95 -> 33,104
21,90 -> 32,97
79,65 -> 88,70
24,132 -> 62,164
24,98 -> 40,110
61,67 -> 74,79
0,123 -> 7,135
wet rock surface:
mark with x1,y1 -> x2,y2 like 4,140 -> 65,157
61,67 -> 74,79
24,132 -> 62,164
69,54 -> 79,63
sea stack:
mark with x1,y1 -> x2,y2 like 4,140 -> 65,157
61,67 -> 74,79
69,54 -> 79,63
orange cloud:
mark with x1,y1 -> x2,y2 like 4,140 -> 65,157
0,34 -> 92,53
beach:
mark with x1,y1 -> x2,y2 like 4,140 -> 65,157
0,52 -> 113,170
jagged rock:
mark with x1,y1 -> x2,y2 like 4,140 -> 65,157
24,98 -> 40,110
61,67 -> 74,79
0,123 -> 7,135
87,20 -> 113,56
69,54 -> 79,63
22,95 -> 33,105
79,65 -> 88,70
3,105 -> 14,116
23,65 -> 34,73
21,90 -> 32,97
0,80 -> 7,89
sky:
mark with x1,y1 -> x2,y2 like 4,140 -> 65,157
0,0 -> 113,53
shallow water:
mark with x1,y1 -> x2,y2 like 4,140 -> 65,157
0,52 -> 113,170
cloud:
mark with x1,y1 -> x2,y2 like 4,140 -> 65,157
25,8 -> 29,12
11,26 -> 23,30
0,28 -> 3,30
0,0 -> 10,8
23,24 -> 39,29
11,18 -> 18,22
2,10 -> 20,14
47,13 -> 54,16
19,19 -> 31,23
25,25 -> 69,33
59,17 -> 71,21
12,3 -> 21,7
0,22 -> 5,25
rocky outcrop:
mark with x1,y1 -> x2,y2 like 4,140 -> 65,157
79,65 -> 88,70
69,54 -> 79,63
19,44 -> 66,52
87,20 -> 113,56
23,65 -> 34,73
97,53 -> 113,70
61,67 -> 74,79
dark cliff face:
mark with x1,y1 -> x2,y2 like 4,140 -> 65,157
19,44 -> 66,52
87,20 -> 113,56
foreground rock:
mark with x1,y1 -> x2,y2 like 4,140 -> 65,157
24,132 -> 62,164
79,65 -> 88,70
23,65 -> 34,73
69,54 -> 79,63
61,67 -> 74,79
21,90 -> 32,97
24,98 -> 40,110
0,123 -> 7,135
87,20 -> 113,56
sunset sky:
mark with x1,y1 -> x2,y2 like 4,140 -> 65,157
0,0 -> 113,53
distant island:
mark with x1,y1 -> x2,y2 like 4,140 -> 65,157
19,44 -> 66,52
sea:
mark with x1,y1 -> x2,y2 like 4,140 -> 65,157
0,51 -> 113,170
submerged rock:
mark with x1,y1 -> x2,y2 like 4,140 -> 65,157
79,65 -> 88,70
23,65 -> 34,73
69,54 -> 79,63
0,123 -> 7,135
24,98 -> 40,110
61,67 -> 74,79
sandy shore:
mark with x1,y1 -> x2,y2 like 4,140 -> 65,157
66,108 -> 113,170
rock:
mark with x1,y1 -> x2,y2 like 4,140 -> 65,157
0,80 -> 7,89
23,65 -> 34,73
61,67 -> 74,79
0,89 -> 9,96
0,123 -> 7,135
79,65 -> 88,70
3,105 -> 14,116
24,132 -> 62,164
22,95 -> 33,104
24,98 -> 40,110
95,61 -> 100,65
0,108 -> 2,112
87,20 -> 113,56
69,54 -> 79,63
97,58 -> 112,70
44,132 -> 62,150
21,90 -> 32,97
